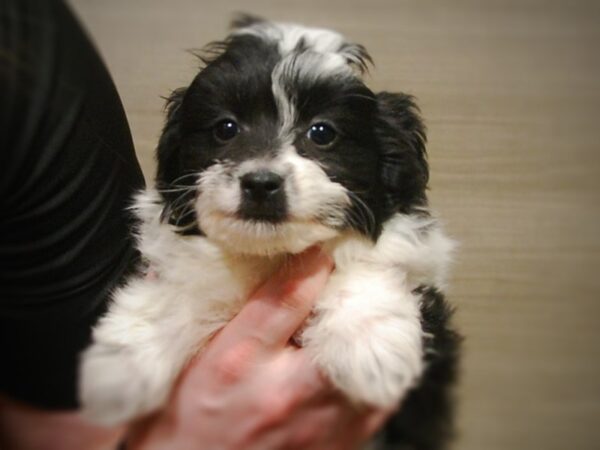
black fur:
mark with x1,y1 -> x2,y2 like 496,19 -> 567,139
376,92 -> 429,214
381,288 -> 461,450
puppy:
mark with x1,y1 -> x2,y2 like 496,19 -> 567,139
79,15 -> 457,441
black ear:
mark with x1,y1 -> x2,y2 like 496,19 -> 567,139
375,92 -> 429,214
155,87 -> 201,234
156,87 -> 202,232
156,87 -> 186,190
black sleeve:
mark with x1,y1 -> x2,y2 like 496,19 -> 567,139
0,0 -> 145,409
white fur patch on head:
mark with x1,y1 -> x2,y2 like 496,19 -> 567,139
271,51 -> 352,139
235,21 -> 368,140
194,147 -> 350,255
235,22 -> 346,58
270,62 -> 297,138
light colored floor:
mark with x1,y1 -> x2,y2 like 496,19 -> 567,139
70,1 -> 600,449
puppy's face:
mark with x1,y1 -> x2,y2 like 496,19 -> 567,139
157,18 -> 428,255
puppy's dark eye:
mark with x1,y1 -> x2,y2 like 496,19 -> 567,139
213,119 -> 239,142
308,123 -> 336,146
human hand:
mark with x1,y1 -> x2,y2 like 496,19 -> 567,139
126,246 -> 391,450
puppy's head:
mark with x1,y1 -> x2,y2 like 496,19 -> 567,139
156,16 -> 428,255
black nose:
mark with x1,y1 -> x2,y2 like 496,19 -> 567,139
240,170 -> 283,201
238,170 -> 287,223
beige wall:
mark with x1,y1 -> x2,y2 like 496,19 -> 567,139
69,1 -> 600,449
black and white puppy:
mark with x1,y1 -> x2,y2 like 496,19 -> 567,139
80,16 -> 458,445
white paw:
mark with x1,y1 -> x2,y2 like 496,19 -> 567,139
79,343 -> 169,426
305,314 -> 424,408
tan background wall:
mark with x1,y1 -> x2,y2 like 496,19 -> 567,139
69,1 -> 600,449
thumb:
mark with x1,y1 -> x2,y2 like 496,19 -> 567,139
212,246 -> 333,353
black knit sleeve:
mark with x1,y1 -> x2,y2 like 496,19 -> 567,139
0,0 -> 145,409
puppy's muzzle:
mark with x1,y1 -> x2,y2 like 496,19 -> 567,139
238,170 -> 288,223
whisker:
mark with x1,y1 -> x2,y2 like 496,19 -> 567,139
156,186 -> 197,194
170,196 -> 195,216
169,173 -> 200,186
346,191 -> 377,236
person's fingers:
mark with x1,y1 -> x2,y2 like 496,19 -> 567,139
212,246 -> 333,354
237,246 -> 333,349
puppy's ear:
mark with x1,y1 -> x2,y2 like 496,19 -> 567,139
156,87 -> 186,189
156,87 -> 202,232
376,92 -> 429,214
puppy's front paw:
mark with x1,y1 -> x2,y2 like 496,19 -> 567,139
303,312 -> 424,409
79,343 -> 166,426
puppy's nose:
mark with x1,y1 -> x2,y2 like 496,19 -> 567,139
240,170 -> 283,201
238,170 -> 287,223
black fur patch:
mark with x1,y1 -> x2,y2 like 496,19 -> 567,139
381,287 -> 461,450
